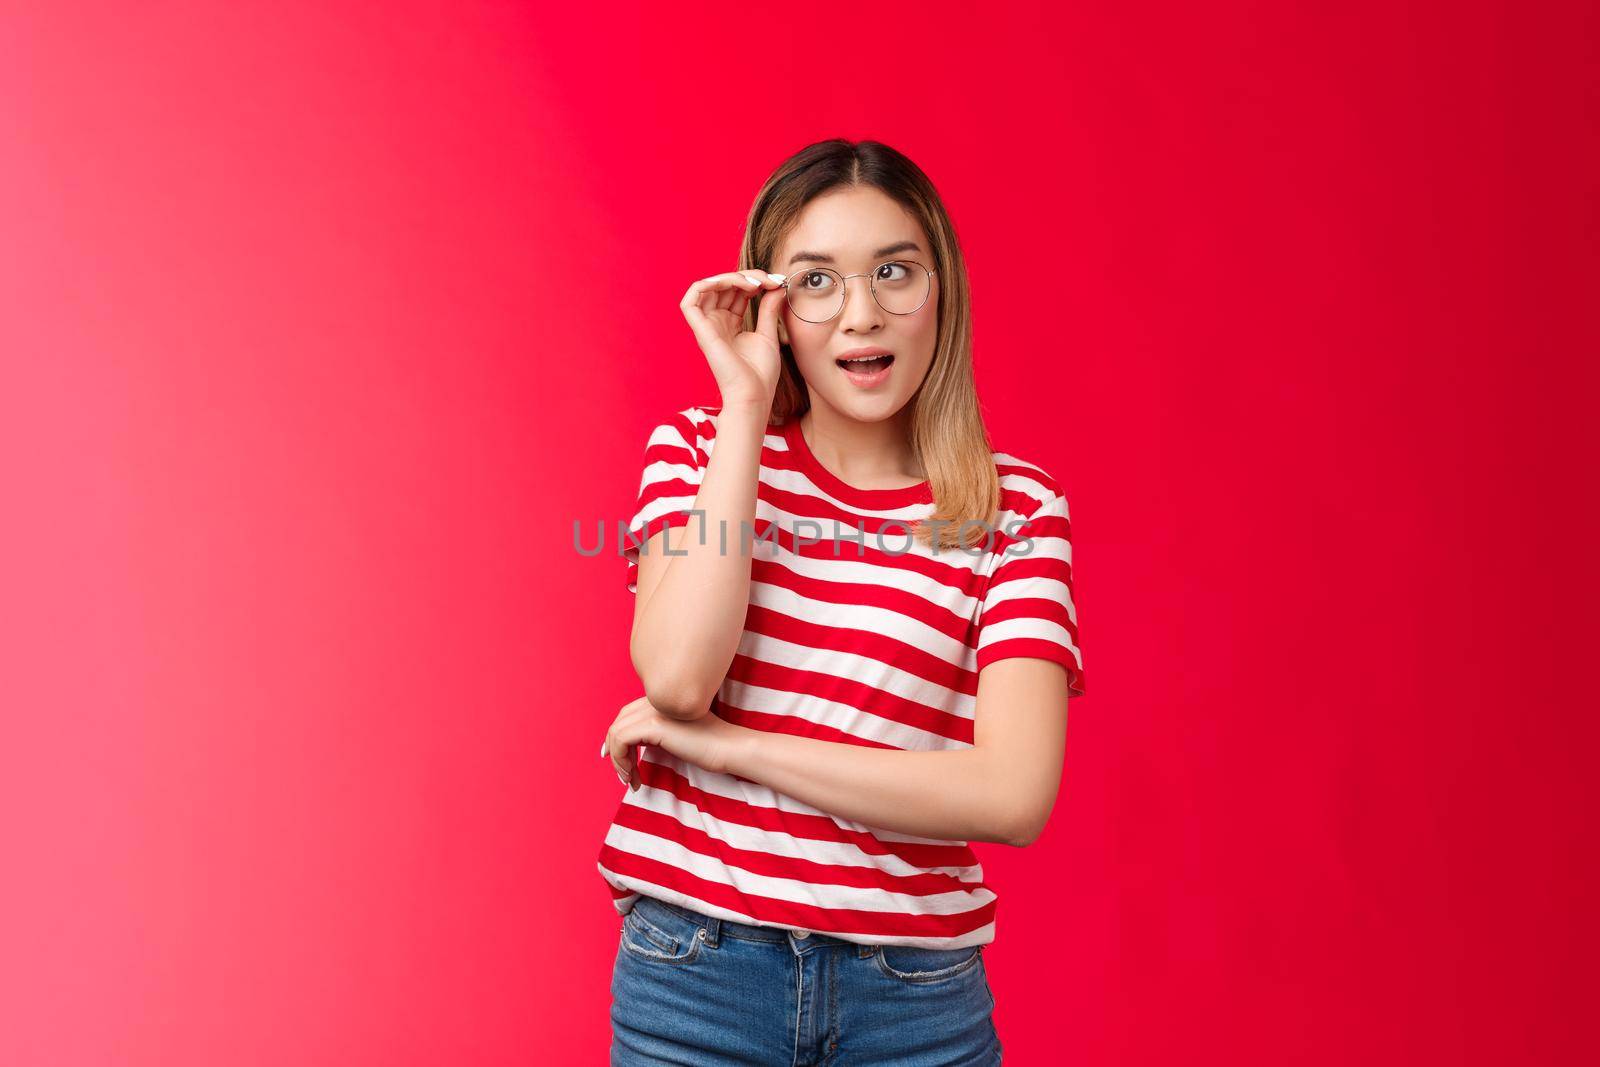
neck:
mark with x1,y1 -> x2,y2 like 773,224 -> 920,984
799,402 -> 925,487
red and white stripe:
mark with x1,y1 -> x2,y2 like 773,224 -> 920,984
601,404 -> 1084,949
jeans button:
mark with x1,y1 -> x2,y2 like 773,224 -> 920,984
792,929 -> 811,939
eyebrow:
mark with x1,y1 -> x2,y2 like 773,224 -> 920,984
785,240 -> 923,268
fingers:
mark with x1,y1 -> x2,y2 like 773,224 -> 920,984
729,286 -> 753,321
679,270 -> 786,356
600,733 -> 627,785
733,272 -> 785,322
755,278 -> 787,346
714,274 -> 757,313
681,271 -> 782,320
680,271 -> 758,311
602,734 -> 637,789
604,696 -> 663,791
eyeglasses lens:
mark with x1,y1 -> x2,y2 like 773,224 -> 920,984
785,261 -> 930,323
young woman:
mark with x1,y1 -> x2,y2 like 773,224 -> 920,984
598,139 -> 1085,1065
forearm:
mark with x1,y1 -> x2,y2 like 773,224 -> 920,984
630,401 -> 769,718
724,731 -> 1023,846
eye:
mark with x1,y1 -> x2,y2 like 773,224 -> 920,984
799,271 -> 835,290
876,261 -> 912,281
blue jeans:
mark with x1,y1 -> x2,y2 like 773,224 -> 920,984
609,894 -> 1004,1065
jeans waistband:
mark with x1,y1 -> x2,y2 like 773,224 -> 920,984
637,893 -> 875,956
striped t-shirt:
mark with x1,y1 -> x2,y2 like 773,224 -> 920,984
597,404 -> 1085,949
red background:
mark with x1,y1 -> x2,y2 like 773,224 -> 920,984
2,2 -> 1595,1064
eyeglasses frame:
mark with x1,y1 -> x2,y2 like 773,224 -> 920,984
778,259 -> 939,324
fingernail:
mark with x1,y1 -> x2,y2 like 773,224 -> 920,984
599,741 -> 608,758
767,273 -> 785,283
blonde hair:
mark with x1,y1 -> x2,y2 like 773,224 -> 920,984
737,139 -> 1001,550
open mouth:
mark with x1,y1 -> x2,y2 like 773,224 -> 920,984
836,354 -> 895,373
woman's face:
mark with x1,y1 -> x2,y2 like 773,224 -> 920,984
771,186 -> 940,426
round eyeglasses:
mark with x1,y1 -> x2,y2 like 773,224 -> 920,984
779,260 -> 938,324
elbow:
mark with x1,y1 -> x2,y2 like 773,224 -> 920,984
1002,808 -> 1049,849
1007,825 -> 1042,849
994,770 -> 1060,848
638,674 -> 715,721
631,655 -> 712,722
652,691 -> 713,721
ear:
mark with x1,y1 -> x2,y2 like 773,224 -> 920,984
777,318 -> 790,346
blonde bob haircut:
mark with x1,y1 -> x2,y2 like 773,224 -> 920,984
738,138 -> 1001,551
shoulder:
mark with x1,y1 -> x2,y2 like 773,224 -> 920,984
989,446 -> 1070,524
681,404 -> 722,439
642,404 -> 723,466
673,403 -> 777,450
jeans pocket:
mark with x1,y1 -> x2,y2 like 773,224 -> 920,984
620,900 -> 705,965
874,942 -> 984,983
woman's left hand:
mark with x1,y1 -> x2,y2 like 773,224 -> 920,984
602,696 -> 750,791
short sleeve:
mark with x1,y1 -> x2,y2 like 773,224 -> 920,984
975,492 -> 1086,697
622,408 -> 707,594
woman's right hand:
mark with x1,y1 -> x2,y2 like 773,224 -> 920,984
679,269 -> 787,412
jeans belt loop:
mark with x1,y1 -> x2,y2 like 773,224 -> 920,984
702,913 -> 721,948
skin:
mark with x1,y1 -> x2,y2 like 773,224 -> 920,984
606,185 -> 1070,848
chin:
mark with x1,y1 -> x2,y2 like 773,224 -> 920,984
802,359 -> 926,419
812,387 -> 910,422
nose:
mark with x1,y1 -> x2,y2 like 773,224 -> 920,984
837,273 -> 885,334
